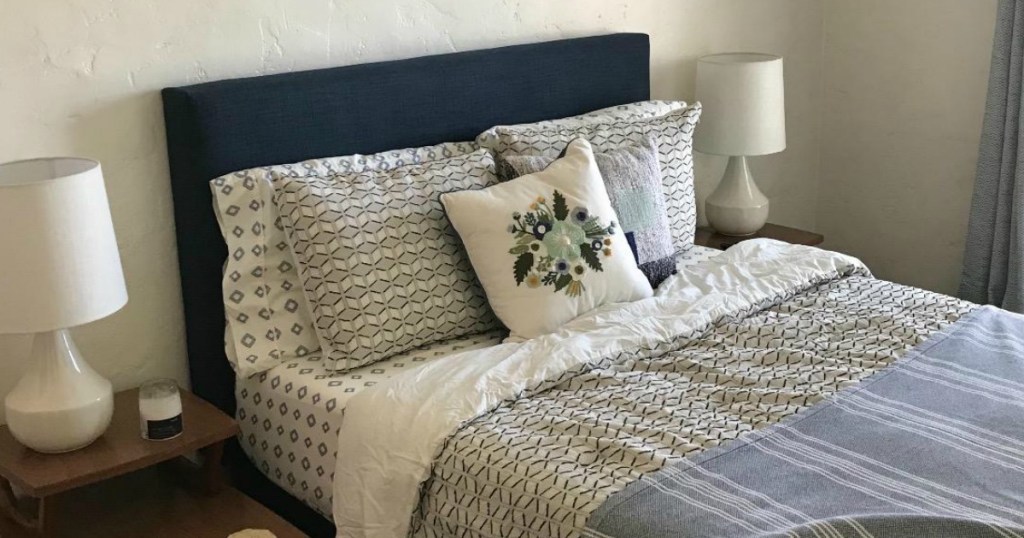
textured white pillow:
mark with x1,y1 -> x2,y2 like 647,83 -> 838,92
441,139 -> 653,339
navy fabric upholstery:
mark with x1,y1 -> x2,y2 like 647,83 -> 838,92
161,33 -> 650,535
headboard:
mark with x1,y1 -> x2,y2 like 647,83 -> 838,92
161,33 -> 651,417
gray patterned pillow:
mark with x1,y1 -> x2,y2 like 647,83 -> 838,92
210,141 -> 477,376
500,139 -> 676,287
271,149 -> 501,372
477,104 -> 702,254
476,100 -> 688,147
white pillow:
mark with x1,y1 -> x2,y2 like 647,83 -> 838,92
441,139 -> 653,339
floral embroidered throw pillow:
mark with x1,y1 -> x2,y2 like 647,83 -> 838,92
441,138 -> 653,339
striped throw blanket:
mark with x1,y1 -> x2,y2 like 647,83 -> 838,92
585,306 -> 1024,538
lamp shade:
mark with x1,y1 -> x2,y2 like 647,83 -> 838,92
694,53 -> 787,157
0,158 -> 127,333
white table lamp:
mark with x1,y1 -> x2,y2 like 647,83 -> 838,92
695,53 -> 787,236
0,157 -> 127,453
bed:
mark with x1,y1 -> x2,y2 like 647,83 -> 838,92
162,34 -> 1024,538
162,33 -> 658,535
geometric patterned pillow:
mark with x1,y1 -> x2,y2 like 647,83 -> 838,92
477,103 -> 703,255
476,100 -> 688,147
210,141 -> 477,377
270,149 -> 502,373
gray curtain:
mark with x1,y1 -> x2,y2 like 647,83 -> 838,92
960,0 -> 1024,312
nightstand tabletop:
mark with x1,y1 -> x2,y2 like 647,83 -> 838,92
695,223 -> 824,250
0,389 -> 238,498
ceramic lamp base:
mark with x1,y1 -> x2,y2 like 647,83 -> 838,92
706,155 -> 770,237
4,329 -> 113,453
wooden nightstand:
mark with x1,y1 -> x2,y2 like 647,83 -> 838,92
695,223 -> 824,251
0,389 -> 303,538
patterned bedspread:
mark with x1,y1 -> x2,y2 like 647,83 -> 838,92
331,241 -> 978,538
585,306 -> 1024,538
415,276 -> 974,538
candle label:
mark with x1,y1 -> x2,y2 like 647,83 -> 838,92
145,414 -> 183,440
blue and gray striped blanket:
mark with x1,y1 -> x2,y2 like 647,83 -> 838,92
585,306 -> 1024,538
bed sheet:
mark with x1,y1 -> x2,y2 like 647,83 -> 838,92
236,331 -> 505,516
236,245 -> 723,517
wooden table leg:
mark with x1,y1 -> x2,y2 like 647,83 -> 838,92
36,495 -> 56,538
199,441 -> 226,495
0,475 -> 52,537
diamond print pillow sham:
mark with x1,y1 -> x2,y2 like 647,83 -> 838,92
271,149 -> 501,373
441,139 -> 653,340
500,138 -> 677,288
210,141 -> 476,377
477,103 -> 703,254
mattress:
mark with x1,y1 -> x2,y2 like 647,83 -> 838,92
236,330 -> 505,517
235,245 -> 723,518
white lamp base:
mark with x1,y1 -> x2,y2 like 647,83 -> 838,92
705,155 -> 770,237
4,329 -> 113,453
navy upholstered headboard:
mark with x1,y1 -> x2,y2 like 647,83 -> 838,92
161,33 -> 651,417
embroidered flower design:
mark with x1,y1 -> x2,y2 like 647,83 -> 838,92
507,190 -> 614,297
532,220 -> 553,239
542,221 -> 585,261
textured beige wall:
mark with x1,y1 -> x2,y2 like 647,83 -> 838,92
0,0 -> 825,421
818,0 -> 998,294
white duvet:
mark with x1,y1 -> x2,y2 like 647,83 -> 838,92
332,240 -> 868,538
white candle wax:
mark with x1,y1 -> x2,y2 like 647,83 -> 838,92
138,380 -> 183,440
140,393 -> 182,422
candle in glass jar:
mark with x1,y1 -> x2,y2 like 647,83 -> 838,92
139,379 -> 183,440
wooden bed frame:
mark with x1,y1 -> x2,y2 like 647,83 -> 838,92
161,33 -> 652,535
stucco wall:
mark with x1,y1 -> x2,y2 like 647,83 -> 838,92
0,0 -> 825,421
818,0 -> 998,294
